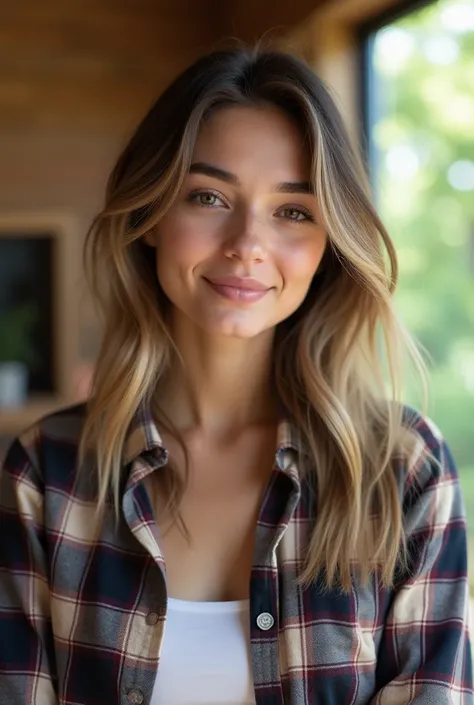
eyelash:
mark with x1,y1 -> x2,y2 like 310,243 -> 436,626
187,190 -> 316,224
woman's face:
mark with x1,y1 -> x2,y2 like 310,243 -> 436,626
145,105 -> 327,339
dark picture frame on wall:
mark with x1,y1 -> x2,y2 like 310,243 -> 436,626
0,212 -> 79,433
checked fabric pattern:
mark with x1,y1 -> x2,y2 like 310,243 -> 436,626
0,402 -> 472,704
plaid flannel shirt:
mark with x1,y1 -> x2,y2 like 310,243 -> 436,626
0,402 -> 472,705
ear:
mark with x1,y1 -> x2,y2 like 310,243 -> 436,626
142,229 -> 157,248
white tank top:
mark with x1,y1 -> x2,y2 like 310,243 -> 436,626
151,597 -> 256,705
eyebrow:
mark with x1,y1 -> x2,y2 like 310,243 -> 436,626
189,162 -> 314,195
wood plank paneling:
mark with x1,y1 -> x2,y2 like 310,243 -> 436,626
221,0 -> 329,43
0,0 -> 219,130
0,0 -> 221,415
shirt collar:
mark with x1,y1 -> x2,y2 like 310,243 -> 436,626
123,399 -> 301,479
123,399 -> 166,467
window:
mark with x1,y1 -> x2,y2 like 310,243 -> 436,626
362,0 -> 474,591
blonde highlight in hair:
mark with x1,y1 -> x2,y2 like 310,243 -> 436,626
80,45 -> 428,590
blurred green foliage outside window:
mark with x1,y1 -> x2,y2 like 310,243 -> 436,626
366,0 -> 474,590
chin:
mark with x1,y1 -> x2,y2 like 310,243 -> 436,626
208,324 -> 267,339
202,315 -> 274,340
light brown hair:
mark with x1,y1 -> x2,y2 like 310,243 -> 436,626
81,46 -> 427,590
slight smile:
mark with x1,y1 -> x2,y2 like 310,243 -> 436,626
204,276 -> 273,303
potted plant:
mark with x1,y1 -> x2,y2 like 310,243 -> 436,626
0,303 -> 39,408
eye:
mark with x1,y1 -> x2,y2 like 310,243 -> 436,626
277,206 -> 315,223
188,190 -> 226,208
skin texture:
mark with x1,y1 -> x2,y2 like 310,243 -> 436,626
144,106 -> 327,435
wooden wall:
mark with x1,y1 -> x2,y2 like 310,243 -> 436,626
0,1 -> 222,443
221,0 -> 328,42
0,0 -> 224,131
0,0 -> 221,371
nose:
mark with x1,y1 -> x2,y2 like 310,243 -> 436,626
223,210 -> 267,263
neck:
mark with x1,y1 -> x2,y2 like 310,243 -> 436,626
155,316 -> 279,437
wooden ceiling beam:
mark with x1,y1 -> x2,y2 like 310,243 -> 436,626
218,0 -> 329,44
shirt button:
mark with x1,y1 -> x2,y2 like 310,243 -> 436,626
145,612 -> 159,626
127,689 -> 144,704
256,612 -> 274,631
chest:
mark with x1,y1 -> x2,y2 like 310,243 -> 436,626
46,475 -> 389,705
148,430 -> 277,601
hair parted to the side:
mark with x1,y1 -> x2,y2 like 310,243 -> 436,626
80,43 -> 429,591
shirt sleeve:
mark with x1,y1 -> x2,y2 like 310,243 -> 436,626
372,417 -> 473,704
0,436 -> 58,703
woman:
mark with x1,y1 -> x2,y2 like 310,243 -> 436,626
0,47 -> 472,705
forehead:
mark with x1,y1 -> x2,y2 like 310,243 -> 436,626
191,105 -> 311,180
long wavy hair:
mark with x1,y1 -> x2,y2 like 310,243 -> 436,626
81,45 -> 428,591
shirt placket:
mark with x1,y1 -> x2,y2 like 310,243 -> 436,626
250,454 -> 301,705
120,453 -> 169,705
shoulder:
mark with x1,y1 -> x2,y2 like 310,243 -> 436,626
2,402 -> 89,488
399,405 -> 464,538
401,405 -> 458,484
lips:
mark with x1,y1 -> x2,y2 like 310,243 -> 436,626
205,276 -> 271,291
204,276 -> 272,303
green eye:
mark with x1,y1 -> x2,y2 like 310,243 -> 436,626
286,209 -> 305,220
278,207 -> 314,223
188,190 -> 224,207
199,193 -> 218,206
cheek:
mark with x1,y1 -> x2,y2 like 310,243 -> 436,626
279,236 -> 327,286
155,215 -> 219,273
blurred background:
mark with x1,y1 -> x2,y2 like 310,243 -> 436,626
0,0 -> 473,594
